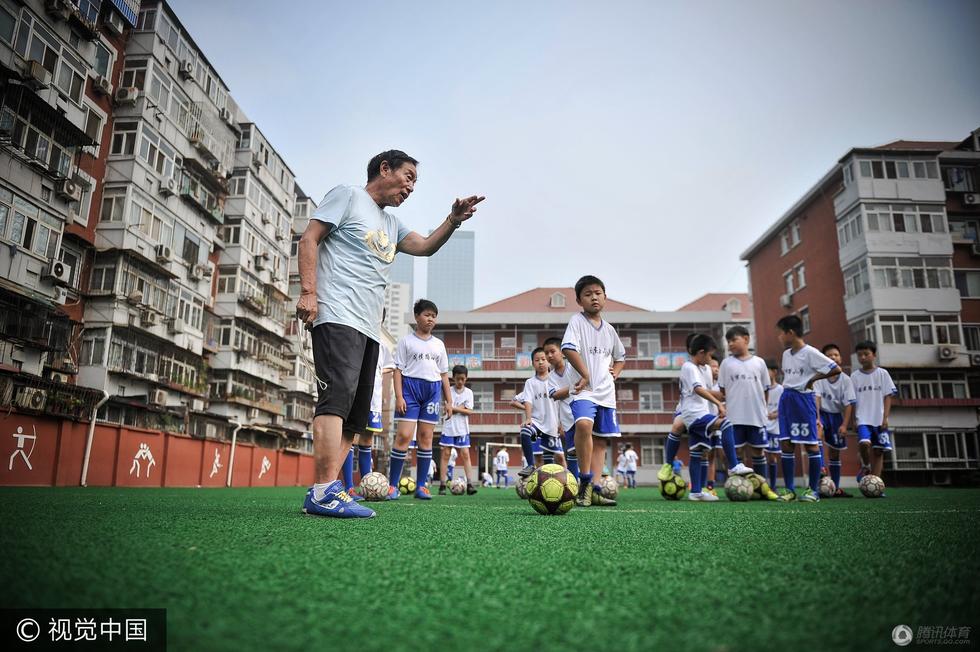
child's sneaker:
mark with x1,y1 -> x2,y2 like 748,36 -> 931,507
777,489 -> 797,502
414,486 -> 432,500
518,465 -> 536,479
385,485 -> 400,501
764,487 -> 780,500
348,487 -> 365,502
575,481 -> 592,507
302,481 -> 376,518
729,462 -> 753,476
657,463 -> 674,483
801,488 -> 820,502
833,488 -> 853,498
438,483 -> 447,496
590,488 -> 616,506
466,484 -> 477,495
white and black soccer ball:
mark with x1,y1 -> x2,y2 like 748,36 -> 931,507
724,474 -> 754,501
598,475 -> 618,499
360,472 -> 390,501
450,477 -> 467,495
859,474 -> 885,498
818,475 -> 837,498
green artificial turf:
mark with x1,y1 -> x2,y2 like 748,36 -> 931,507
1,486 -> 978,651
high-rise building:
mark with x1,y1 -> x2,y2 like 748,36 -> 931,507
426,229 -> 473,310
383,281 -> 411,337
741,130 -> 980,484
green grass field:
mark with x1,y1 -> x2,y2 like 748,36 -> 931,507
1,485 -> 978,651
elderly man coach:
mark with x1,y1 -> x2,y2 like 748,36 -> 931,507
295,150 -> 484,518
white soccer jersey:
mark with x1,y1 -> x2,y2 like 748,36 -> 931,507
624,449 -> 638,471
766,384 -> 784,434
561,312 -> 626,408
616,453 -> 627,471
780,345 -> 838,392
679,360 -> 714,427
394,332 -> 449,382
442,386 -> 474,437
547,365 -> 576,433
494,451 -> 509,471
709,382 -> 721,416
370,345 -> 395,414
814,374 -> 857,415
522,375 -> 559,435
851,367 -> 898,426
718,355 -> 770,427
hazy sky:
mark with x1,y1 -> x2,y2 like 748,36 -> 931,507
170,0 -> 980,310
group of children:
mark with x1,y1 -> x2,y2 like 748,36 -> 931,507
339,277 -> 897,507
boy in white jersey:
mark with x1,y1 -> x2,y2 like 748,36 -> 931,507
346,343 -> 394,500
719,325 -> 772,482
814,343 -> 857,497
851,340 -> 897,482
561,276 -> 625,507
494,447 -> 510,487
517,348 -> 566,477
703,356 -> 724,495
543,337 -> 580,480
387,299 -> 452,500
438,365 -> 478,496
622,443 -> 638,488
764,360 -> 784,490
775,315 -> 841,502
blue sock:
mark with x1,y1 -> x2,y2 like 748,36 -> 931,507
567,451 -> 579,480
542,451 -> 554,465
357,445 -> 373,476
690,451 -> 703,493
342,450 -> 354,491
781,453 -> 796,492
447,465 -> 454,481
416,449 -> 432,489
808,453 -> 822,492
700,458 -> 710,488
830,460 -> 842,489
665,434 -> 681,465
720,422 -> 740,470
768,461 -> 778,488
520,427 -> 536,467
752,456 -> 767,477
580,472 -> 593,492
388,448 -> 408,486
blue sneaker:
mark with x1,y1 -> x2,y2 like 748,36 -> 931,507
303,481 -> 375,518
414,485 -> 432,500
348,487 -> 365,502
386,485 -> 400,501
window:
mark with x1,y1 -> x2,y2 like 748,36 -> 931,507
949,219 -> 980,243
795,263 -> 806,289
799,307 -> 811,334
14,14 -> 59,75
80,328 -> 107,366
521,333 -> 537,353
90,263 -> 117,293
843,162 -> 853,185
859,160 -> 872,178
549,292 -> 565,308
784,263 -> 805,294
843,260 -> 870,298
471,383 -> 493,411
59,244 -> 82,290
100,192 -> 126,222
780,221 -> 801,255
0,6 -> 15,45
725,298 -> 742,313
56,52 -> 84,104
638,382 -> 663,411
943,167 -> 976,193
784,270 -> 794,295
637,331 -> 660,357
850,316 -> 875,349
838,210 -> 864,248
865,203 -> 947,234
878,314 -> 961,346
121,59 -> 147,90
110,122 -> 138,155
471,331 -> 494,357
964,325 -> 980,352
870,256 -> 952,290
955,271 -> 980,298
84,107 -> 102,144
93,41 -> 112,78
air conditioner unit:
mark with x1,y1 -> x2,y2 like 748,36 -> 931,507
261,251 -> 270,261
44,259 -> 72,285
191,399 -> 205,411
54,178 -> 81,202
127,290 -> 144,305
16,387 -> 48,411
251,152 -> 262,169
53,287 -> 68,305
779,293 -> 792,308
261,212 -> 271,225
159,177 -> 177,197
45,0 -> 70,21
275,228 -> 285,241
115,87 -> 139,105
178,59 -> 195,79
50,372 -> 69,384
155,244 -> 172,263
93,75 -> 112,96
202,264 -> 213,277
247,408 -> 259,420
189,264 -> 205,281
964,193 -> 979,206
937,345 -> 959,361
23,60 -> 51,89
168,318 -> 185,334
219,107 -> 232,122
254,255 -> 266,271
970,353 -> 980,367
141,310 -> 158,327
103,9 -> 125,36
149,389 -> 167,406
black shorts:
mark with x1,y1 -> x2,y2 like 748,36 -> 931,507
311,322 -> 379,432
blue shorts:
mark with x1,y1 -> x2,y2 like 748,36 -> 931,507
366,411 -> 383,432
778,389 -> 819,445
766,430 -> 781,452
687,414 -> 719,451
396,377 -> 442,424
857,425 -> 893,451
539,435 -> 563,454
820,411 -> 847,450
626,469 -> 636,475
564,427 -> 576,452
439,433 -> 471,448
571,400 -> 620,437
733,424 -> 768,448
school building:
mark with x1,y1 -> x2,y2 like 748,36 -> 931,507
741,129 -> 980,486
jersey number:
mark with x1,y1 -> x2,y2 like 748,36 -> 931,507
790,423 -> 810,437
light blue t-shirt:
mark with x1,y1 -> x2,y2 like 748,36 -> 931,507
311,185 -> 410,342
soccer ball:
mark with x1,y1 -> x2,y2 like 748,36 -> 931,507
660,473 -> 688,501
515,474 -> 531,499
818,475 -> 837,498
724,474 -> 754,501
360,472 -> 389,501
598,475 -> 618,499
525,463 -> 578,515
450,477 -> 467,495
859,474 -> 885,498
398,475 -> 416,495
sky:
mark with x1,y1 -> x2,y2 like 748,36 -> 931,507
170,0 -> 980,311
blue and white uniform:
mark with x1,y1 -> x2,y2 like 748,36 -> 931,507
547,364 -> 577,451
394,332 -> 448,424
718,355 -> 770,448
367,345 -> 394,432
765,384 -> 784,452
851,367 -> 898,451
778,345 -> 838,444
439,386 -> 474,448
814,374 -> 857,450
521,375 -> 563,453
561,312 -> 626,436
679,360 -> 718,450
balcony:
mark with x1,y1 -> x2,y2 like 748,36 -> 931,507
179,170 -> 225,224
0,372 -> 104,421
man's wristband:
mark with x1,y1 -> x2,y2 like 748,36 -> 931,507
448,216 -> 462,229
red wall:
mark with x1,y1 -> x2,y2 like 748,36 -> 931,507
0,411 -> 313,488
